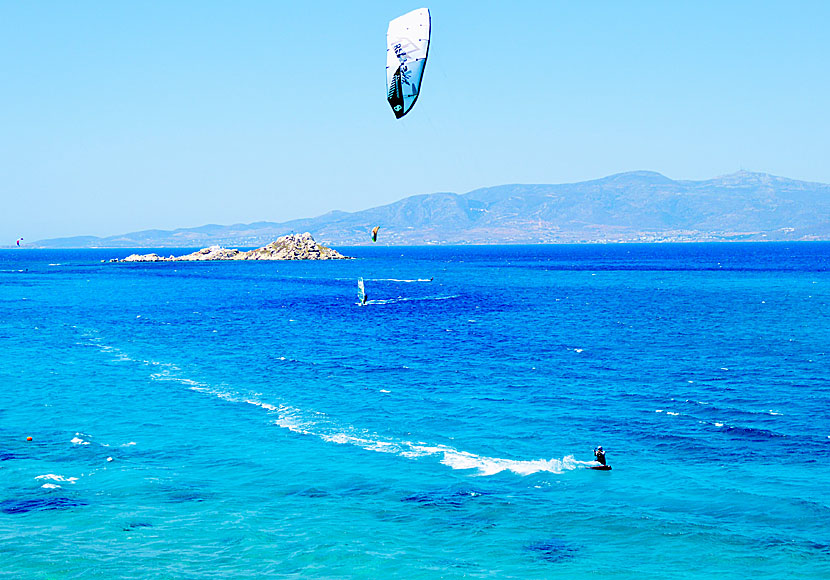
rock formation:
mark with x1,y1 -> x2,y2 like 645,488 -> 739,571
113,232 -> 348,262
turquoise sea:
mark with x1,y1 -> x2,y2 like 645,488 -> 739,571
1,243 -> 829,579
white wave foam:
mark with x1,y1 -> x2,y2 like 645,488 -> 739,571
36,474 -> 78,483
271,404 -> 587,476
150,372 -> 204,388
245,399 -> 277,411
279,397 -> 593,476
414,446 -> 588,476
41,483 -> 61,489
70,437 -> 90,445
82,331 -> 589,477
366,278 -> 433,282
365,294 -> 459,305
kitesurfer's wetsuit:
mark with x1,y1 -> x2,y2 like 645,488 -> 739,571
594,449 -> 606,465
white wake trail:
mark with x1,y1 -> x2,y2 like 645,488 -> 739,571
81,329 -> 589,477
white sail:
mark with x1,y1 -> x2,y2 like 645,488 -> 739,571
386,8 -> 431,119
357,277 -> 366,304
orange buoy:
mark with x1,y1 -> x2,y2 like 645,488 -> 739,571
26,436 -> 32,441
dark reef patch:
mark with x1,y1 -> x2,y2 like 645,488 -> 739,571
122,521 -> 153,531
0,496 -> 87,514
402,488 -> 489,509
525,538 -> 579,563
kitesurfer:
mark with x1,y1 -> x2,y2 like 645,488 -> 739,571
594,446 -> 606,466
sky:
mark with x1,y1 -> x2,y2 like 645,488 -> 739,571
1,0 -> 829,240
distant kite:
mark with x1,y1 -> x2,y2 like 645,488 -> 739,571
16,238 -> 23,247
371,226 -> 380,242
387,8 -> 431,119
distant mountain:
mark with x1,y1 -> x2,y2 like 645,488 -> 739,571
29,171 -> 830,248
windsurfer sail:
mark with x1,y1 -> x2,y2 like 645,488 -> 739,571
357,277 -> 366,305
387,8 -> 431,119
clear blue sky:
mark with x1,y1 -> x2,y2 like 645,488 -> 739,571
2,1 -> 828,240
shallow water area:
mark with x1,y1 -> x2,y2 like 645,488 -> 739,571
1,243 -> 829,578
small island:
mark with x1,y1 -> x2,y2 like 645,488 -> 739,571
112,232 -> 349,262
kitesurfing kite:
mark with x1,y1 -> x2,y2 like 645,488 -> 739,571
16,238 -> 23,247
387,8 -> 431,119
371,226 -> 380,242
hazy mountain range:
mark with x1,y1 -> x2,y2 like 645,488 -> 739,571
28,170 -> 830,248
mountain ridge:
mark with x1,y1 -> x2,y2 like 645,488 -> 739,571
24,171 -> 830,248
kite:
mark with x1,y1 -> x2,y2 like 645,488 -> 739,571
387,8 -> 431,119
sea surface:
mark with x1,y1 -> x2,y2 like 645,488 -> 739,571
1,243 -> 829,579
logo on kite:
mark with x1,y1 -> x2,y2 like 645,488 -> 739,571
386,8 -> 430,119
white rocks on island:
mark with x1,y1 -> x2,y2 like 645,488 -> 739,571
112,233 -> 349,262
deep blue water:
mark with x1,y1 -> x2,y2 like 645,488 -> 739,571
1,243 -> 829,579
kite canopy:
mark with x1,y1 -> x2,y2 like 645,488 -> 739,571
386,8 -> 431,119
371,226 -> 380,242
